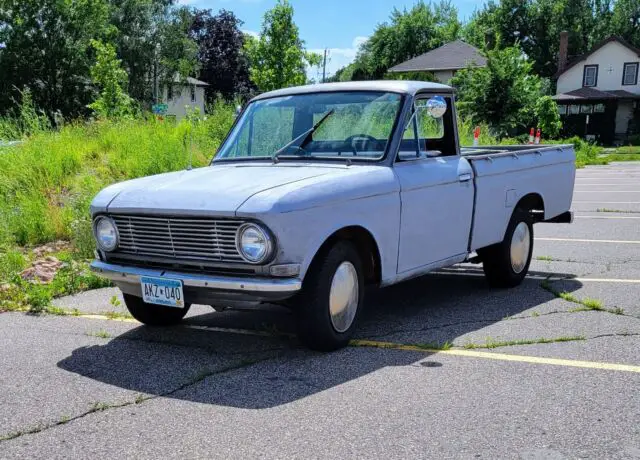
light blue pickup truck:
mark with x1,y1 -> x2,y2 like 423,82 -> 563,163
90,81 -> 576,350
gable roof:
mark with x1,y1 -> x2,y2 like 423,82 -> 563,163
388,40 -> 487,73
556,36 -> 640,77
552,87 -> 640,101
173,76 -> 209,86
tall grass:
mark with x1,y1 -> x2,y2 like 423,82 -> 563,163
0,105 -> 235,256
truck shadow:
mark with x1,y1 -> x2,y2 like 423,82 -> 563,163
57,270 -> 582,409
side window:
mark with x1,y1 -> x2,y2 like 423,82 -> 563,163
398,95 -> 455,161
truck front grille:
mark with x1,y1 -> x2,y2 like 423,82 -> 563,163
111,215 -> 244,263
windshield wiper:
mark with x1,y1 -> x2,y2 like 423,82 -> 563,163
272,109 -> 335,163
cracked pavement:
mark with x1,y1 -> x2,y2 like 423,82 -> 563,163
1,162 -> 639,459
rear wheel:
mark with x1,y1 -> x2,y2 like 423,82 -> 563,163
479,209 -> 534,288
295,241 -> 364,351
123,293 -> 191,326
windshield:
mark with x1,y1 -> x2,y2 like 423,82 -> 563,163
215,91 -> 403,161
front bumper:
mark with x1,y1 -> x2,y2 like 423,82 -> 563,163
90,260 -> 302,303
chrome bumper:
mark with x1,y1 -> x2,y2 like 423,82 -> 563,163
90,261 -> 302,301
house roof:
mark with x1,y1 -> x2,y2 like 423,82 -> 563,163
556,36 -> 640,77
552,87 -> 640,101
388,40 -> 487,73
173,76 -> 209,86
251,81 -> 454,101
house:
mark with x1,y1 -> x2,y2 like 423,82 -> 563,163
162,77 -> 208,120
553,34 -> 640,144
388,40 -> 487,83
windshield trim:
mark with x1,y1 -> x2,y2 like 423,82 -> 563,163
211,91 -> 406,165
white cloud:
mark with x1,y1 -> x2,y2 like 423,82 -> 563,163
307,36 -> 369,81
242,29 -> 259,39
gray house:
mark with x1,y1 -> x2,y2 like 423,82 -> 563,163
162,77 -> 208,120
388,40 -> 487,83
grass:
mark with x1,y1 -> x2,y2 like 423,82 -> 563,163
597,208 -> 640,214
536,255 -> 554,261
463,335 -> 586,349
0,104 -> 235,309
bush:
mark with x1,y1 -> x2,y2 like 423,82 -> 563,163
535,96 -> 562,139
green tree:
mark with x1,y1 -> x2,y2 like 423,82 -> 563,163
245,0 -> 321,92
0,0 -> 111,117
88,40 -> 134,118
451,46 -> 542,137
610,0 -> 640,46
108,0 -> 174,102
355,0 -> 460,79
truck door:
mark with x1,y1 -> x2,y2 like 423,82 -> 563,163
394,95 -> 475,274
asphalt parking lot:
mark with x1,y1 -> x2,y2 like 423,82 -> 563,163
1,162 -> 639,459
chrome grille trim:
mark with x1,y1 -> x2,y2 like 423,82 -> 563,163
110,215 -> 244,263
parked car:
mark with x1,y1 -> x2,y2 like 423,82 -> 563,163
90,81 -> 576,351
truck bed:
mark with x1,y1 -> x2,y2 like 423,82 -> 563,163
461,143 -> 576,252
460,144 -> 573,158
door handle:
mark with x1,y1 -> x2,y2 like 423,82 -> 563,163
458,173 -> 472,182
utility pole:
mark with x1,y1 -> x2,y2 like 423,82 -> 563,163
322,49 -> 328,83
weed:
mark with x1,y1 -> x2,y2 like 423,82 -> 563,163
414,341 -> 453,351
104,310 -> 133,320
110,295 -> 121,308
86,329 -> 112,339
531,311 -> 540,317
536,255 -> 554,262
464,335 -> 586,349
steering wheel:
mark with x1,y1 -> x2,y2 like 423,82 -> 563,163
345,134 -> 377,156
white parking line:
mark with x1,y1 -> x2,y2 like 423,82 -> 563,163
574,191 -> 640,193
432,271 -> 640,284
573,201 -> 640,204
574,215 -> 640,219
536,237 -> 640,244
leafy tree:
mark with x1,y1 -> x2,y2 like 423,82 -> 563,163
88,40 -> 134,118
156,6 -> 199,99
535,96 -> 562,138
451,46 -> 542,137
355,0 -> 461,79
245,0 -> 322,92
189,9 -> 253,101
610,0 -> 640,46
108,0 -> 174,102
0,0 -> 111,117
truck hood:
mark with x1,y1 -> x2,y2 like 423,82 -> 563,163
92,163 -> 344,217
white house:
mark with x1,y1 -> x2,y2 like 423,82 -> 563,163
554,34 -> 640,144
388,40 -> 487,84
162,76 -> 208,120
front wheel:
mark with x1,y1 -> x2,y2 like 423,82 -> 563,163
295,241 -> 364,351
123,293 -> 191,326
478,209 -> 534,288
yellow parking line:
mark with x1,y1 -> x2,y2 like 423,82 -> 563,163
350,340 -> 640,373
59,313 -> 640,373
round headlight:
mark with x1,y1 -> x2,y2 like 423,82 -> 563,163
236,223 -> 273,264
94,217 -> 119,252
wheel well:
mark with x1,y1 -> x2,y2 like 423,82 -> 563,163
312,226 -> 382,286
516,193 -> 545,221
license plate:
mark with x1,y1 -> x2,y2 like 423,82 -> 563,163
140,276 -> 185,308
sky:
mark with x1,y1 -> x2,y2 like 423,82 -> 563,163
178,0 -> 482,80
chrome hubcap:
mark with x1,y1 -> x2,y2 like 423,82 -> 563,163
329,261 -> 359,333
510,222 -> 531,274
